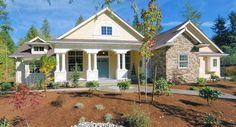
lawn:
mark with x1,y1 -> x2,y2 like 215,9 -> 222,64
0,91 -> 235,127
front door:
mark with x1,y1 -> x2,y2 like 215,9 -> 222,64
97,58 -> 109,78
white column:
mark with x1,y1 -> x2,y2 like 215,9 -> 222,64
88,53 -> 91,71
61,53 -> 66,72
122,53 -> 126,70
117,53 -> 120,70
56,53 -> 60,72
93,53 -> 97,71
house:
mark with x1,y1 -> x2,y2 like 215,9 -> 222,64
10,7 -> 227,85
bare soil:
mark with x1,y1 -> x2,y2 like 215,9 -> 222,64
0,91 -> 235,127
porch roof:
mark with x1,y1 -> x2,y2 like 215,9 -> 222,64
49,39 -> 143,45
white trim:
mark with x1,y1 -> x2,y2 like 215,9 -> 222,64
28,36 -> 46,43
167,28 -> 186,43
57,7 -> 144,40
178,53 -> 189,69
185,28 -> 203,44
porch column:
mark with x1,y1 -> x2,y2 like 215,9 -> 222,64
122,53 -> 126,70
93,53 -> 97,71
117,53 -> 120,70
88,53 -> 91,71
56,53 -> 60,72
61,53 -> 66,72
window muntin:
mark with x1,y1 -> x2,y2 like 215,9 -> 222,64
68,51 -> 83,71
30,62 -> 40,73
101,26 -> 112,35
34,46 -> 44,51
179,54 -> 188,68
213,59 -> 217,67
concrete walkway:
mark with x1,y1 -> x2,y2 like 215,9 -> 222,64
1,85 -> 236,100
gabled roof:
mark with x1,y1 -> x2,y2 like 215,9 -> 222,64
58,7 -> 144,40
152,20 -> 224,53
28,36 -> 46,43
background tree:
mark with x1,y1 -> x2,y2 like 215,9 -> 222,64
228,11 -> 236,46
0,24 -> 15,53
40,18 -> 51,40
75,15 -> 84,26
39,55 -> 56,96
181,3 -> 201,27
140,0 -> 162,102
18,26 -> 40,46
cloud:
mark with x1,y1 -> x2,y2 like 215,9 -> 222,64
162,21 -> 182,26
201,21 -> 214,28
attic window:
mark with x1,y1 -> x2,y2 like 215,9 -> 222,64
34,46 -> 44,52
101,26 -> 112,35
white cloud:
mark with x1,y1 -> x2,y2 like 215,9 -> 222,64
162,21 -> 182,26
201,21 -> 214,28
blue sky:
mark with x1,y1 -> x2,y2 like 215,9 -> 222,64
5,0 -> 236,44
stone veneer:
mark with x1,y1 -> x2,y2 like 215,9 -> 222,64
153,33 -> 200,83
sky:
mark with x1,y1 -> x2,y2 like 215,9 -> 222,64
5,0 -> 236,44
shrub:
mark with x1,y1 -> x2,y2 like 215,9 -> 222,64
0,117 -> 10,127
204,113 -> 221,127
51,95 -> 65,107
197,78 -> 206,86
49,82 -> 61,89
0,82 -> 13,92
79,117 -> 86,123
71,68 -> 80,87
189,86 -> 198,91
121,110 -> 150,127
36,79 -> 43,89
199,87 -> 223,105
154,78 -> 174,95
74,102 -> 84,109
95,104 -> 105,110
117,80 -> 131,93
210,74 -> 220,82
86,81 -> 99,93
224,66 -> 235,77
104,113 -> 113,122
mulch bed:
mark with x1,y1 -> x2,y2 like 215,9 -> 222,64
0,91 -> 235,127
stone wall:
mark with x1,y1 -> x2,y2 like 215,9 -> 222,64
165,33 -> 200,83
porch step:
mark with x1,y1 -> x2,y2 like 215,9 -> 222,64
99,79 -> 118,86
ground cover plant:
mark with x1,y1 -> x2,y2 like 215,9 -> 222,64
117,80 -> 131,93
199,87 -> 223,105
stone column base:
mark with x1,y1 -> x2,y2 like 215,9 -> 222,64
86,70 -> 98,81
116,69 -> 128,80
54,71 -> 67,82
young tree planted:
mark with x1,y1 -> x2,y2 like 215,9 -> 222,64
182,3 -> 201,27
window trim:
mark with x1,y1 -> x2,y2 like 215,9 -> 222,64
101,26 -> 112,35
68,51 -> 83,72
33,46 -> 44,52
178,53 -> 189,69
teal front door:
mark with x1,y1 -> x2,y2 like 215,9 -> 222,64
97,58 -> 109,78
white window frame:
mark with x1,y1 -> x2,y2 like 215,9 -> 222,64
213,59 -> 217,67
68,51 -> 83,72
33,46 -> 44,52
178,53 -> 189,69
101,26 -> 112,35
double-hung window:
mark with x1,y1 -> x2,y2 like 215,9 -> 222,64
179,54 -> 188,68
68,51 -> 83,71
213,59 -> 217,67
34,46 -> 44,52
30,62 -> 40,73
101,26 -> 112,35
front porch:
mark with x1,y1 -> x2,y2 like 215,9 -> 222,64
54,49 -> 141,83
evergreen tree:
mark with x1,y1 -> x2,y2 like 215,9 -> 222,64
212,16 -> 229,47
41,18 -> 51,40
228,11 -> 236,46
75,16 -> 84,26
18,26 -> 40,46
182,3 -> 201,27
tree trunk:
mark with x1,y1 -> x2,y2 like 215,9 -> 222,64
145,60 -> 148,102
152,65 -> 157,104
137,66 -> 141,103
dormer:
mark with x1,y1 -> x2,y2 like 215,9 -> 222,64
26,37 -> 50,54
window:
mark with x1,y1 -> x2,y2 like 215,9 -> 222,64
213,59 -> 217,67
120,52 -> 131,70
30,62 -> 40,73
101,26 -> 112,35
179,54 -> 188,68
68,51 -> 83,71
34,46 -> 44,51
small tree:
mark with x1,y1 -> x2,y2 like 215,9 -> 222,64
154,78 -> 174,95
71,64 -> 80,87
85,81 -> 99,95
10,84 -> 41,127
39,55 -> 56,96
199,87 -> 223,105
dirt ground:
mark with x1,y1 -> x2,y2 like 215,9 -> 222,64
0,91 -> 235,127
173,80 -> 236,95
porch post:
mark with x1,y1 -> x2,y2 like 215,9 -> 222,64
93,53 -> 97,71
88,53 -> 91,71
122,53 -> 126,70
56,53 -> 60,72
61,53 -> 66,72
117,53 -> 120,70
